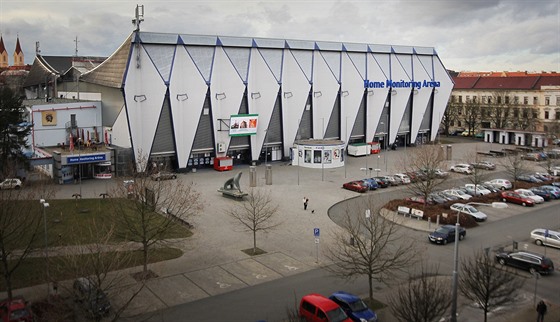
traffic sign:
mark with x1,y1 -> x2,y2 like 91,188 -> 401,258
314,228 -> 320,237
315,238 -> 320,244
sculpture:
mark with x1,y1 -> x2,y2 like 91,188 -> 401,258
223,172 -> 243,192
218,172 -> 247,199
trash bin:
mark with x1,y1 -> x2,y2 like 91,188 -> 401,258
265,164 -> 272,185
249,166 -> 257,187
446,144 -> 452,161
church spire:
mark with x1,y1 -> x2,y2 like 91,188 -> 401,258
13,35 -> 24,66
0,36 -> 8,68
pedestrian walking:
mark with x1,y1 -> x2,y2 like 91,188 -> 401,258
536,300 -> 547,322
303,197 -> 309,210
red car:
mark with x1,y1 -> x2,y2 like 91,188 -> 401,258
500,191 -> 535,207
342,181 -> 368,193
406,196 -> 433,205
0,297 -> 33,322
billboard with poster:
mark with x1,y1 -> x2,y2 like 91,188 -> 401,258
229,114 -> 258,136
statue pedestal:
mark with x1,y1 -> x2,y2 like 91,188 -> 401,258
218,188 -> 248,199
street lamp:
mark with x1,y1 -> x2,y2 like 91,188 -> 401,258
450,201 -> 508,322
39,199 -> 50,296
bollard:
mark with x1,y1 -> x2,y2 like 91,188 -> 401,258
249,166 -> 257,187
265,164 -> 272,185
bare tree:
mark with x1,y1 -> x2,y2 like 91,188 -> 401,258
459,250 -> 524,322
227,188 -> 280,255
401,145 -> 448,208
500,152 -> 529,189
109,163 -> 203,279
462,101 -> 481,136
487,91 -> 513,129
540,148 -> 560,176
387,263 -> 451,322
464,151 -> 492,194
0,178 -> 54,300
57,220 -> 143,322
443,102 -> 460,136
325,197 -> 419,302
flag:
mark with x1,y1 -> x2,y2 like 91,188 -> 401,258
69,133 -> 74,152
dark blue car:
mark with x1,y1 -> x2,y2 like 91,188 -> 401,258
361,178 -> 379,190
329,291 -> 378,322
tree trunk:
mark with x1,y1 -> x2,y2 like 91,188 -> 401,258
1,253 -> 13,300
253,230 -> 257,255
142,242 -> 149,278
368,274 -> 373,302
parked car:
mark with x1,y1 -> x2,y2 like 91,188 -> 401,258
474,132 -> 484,139
428,193 -> 449,204
150,171 -> 177,181
0,178 -> 22,190
343,181 -> 368,193
299,293 -> 352,322
449,164 -> 473,174
471,160 -> 496,170
461,130 -> 472,137
73,277 -> 111,318
517,174 -> 543,183
533,173 -> 553,182
484,179 -> 512,190
329,291 -> 378,322
514,189 -> 545,204
551,166 -> 560,176
406,196 -> 433,205
481,183 -> 500,193
495,251 -> 554,275
449,203 -> 488,222
522,152 -> 544,161
428,225 -> 466,245
372,177 -> 389,188
529,187 -> 552,201
360,178 -> 379,190
539,185 -> 560,199
0,297 -> 33,322
442,189 -> 472,200
449,128 -> 465,136
393,173 -> 411,184
530,229 -> 560,248
438,191 -> 460,201
422,168 -> 449,178
500,191 -> 535,207
381,175 -> 401,186
464,184 -> 492,196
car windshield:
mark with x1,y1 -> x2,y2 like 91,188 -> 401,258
435,227 -> 449,234
465,206 -> 477,213
327,307 -> 349,322
524,191 -> 535,196
348,299 -> 368,312
457,190 -> 468,196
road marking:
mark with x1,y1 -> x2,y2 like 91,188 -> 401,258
284,265 -> 299,271
216,282 -> 231,289
254,274 -> 267,279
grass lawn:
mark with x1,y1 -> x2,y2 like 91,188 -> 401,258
0,247 -> 183,291
42,198 -> 192,246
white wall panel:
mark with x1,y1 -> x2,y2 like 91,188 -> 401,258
281,50 -> 311,156
111,107 -> 131,148
248,48 -> 281,160
410,55 -> 433,141
169,46 -> 208,168
210,47 -> 246,155
312,51 -> 340,138
124,44 -> 167,171
367,54 -> 391,142
431,57 -> 453,141
388,53 -> 412,143
341,53 -> 365,144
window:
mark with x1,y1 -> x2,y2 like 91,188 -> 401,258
545,96 -> 550,105
451,95 -> 456,103
524,96 -> 529,105
513,108 -> 519,118
556,110 -> 560,119
497,96 -> 502,104
458,96 -> 463,103
556,96 -> 560,106
466,95 -> 470,103
514,96 -> 519,104
488,96 -> 493,104
545,111 -> 549,119
482,96 -> 487,103
505,96 -> 510,104
457,121 -> 462,127
533,97 -> 538,105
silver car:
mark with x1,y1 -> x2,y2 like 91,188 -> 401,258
531,229 -> 560,248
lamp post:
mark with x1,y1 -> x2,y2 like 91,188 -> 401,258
39,199 -> 50,296
450,201 -> 508,322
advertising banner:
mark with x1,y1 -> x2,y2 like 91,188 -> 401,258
229,114 -> 258,136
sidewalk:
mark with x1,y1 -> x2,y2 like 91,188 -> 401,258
4,139 -> 560,321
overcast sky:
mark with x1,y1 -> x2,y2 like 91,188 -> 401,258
1,0 -> 558,72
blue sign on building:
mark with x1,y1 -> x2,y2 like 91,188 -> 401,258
67,154 -> 107,164
314,228 -> 320,237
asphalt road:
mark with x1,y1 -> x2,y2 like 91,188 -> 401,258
132,189 -> 559,322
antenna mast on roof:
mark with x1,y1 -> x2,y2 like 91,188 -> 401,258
74,36 -> 79,57
132,5 -> 144,32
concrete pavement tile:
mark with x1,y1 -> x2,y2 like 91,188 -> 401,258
146,274 -> 209,307
253,252 -> 313,276
220,258 -> 283,286
184,266 -> 247,296
111,283 -> 166,317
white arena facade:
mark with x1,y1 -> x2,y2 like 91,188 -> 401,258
81,31 -> 453,172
